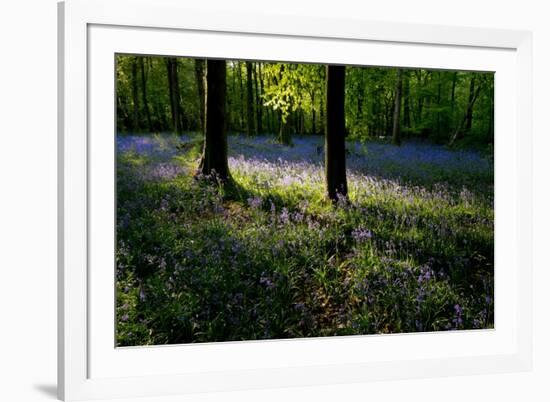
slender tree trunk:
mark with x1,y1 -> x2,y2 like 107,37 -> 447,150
245,61 -> 255,136
436,72 -> 442,139
194,59 -> 206,134
450,72 -> 458,122
403,70 -> 411,131
237,62 -> 244,131
166,57 -> 182,134
357,85 -> 364,119
138,57 -> 153,132
449,77 -> 483,146
198,60 -> 229,181
319,93 -> 325,135
325,65 -> 347,202
465,76 -> 476,131
311,90 -> 317,135
254,63 -> 263,134
131,58 -> 140,131
277,111 -> 290,145
392,69 -> 403,145
487,96 -> 494,143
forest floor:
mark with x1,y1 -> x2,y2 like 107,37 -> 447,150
116,133 -> 494,346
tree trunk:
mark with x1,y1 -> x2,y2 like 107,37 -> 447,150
311,90 -> 317,135
277,111 -> 291,145
166,57 -> 182,134
194,59 -> 206,134
319,92 -> 325,135
325,65 -> 348,202
403,70 -> 411,131
392,69 -> 403,145
237,61 -> 244,131
465,76 -> 476,132
254,63 -> 263,134
436,72 -> 442,139
131,58 -> 140,131
139,57 -> 153,132
449,77 -> 483,146
450,72 -> 458,123
246,61 -> 255,136
198,60 -> 229,181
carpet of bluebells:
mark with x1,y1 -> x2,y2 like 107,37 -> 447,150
116,133 -> 494,346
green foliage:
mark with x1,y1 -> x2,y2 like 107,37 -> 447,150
116,55 -> 494,149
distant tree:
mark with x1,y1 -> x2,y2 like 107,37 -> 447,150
194,59 -> 206,134
254,63 -> 263,134
198,60 -> 230,182
402,70 -> 411,131
237,61 -> 245,131
139,57 -> 153,132
325,65 -> 348,202
246,61 -> 255,136
392,68 -> 403,145
131,58 -> 140,131
166,57 -> 183,133
465,76 -> 476,132
449,75 -> 484,146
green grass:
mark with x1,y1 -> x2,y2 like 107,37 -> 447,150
115,134 -> 493,346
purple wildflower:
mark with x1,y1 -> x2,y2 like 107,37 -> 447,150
351,227 -> 373,243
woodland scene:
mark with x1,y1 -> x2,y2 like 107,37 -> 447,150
115,55 -> 494,346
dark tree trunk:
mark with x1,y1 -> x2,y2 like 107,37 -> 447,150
277,111 -> 291,145
311,90 -> 317,135
392,69 -> 403,145
436,72 -> 442,139
230,61 -> 237,132
450,72 -> 458,118
166,57 -> 183,134
403,70 -> 411,130
325,65 -> 348,202
319,92 -> 325,135
194,59 -> 206,134
139,57 -> 153,132
147,58 -> 164,131
254,63 -> 263,134
131,58 -> 140,131
246,61 -> 255,136
198,60 -> 229,181
237,62 -> 244,131
487,96 -> 494,143
449,76 -> 483,146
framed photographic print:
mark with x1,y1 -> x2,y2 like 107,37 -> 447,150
58,0 -> 533,400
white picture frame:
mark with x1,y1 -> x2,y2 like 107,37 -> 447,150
58,0 -> 533,400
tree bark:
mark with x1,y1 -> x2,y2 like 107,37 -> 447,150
194,59 -> 206,134
325,65 -> 348,202
166,57 -> 182,134
246,61 -> 255,136
392,69 -> 403,145
465,76 -> 476,131
254,63 -> 263,134
450,72 -> 457,119
236,61 -> 244,131
436,72 -> 442,139
131,58 -> 140,131
139,57 -> 153,132
449,76 -> 483,146
311,90 -> 316,135
198,60 -> 229,181
403,70 -> 411,131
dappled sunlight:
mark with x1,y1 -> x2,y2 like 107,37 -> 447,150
115,133 -> 493,346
